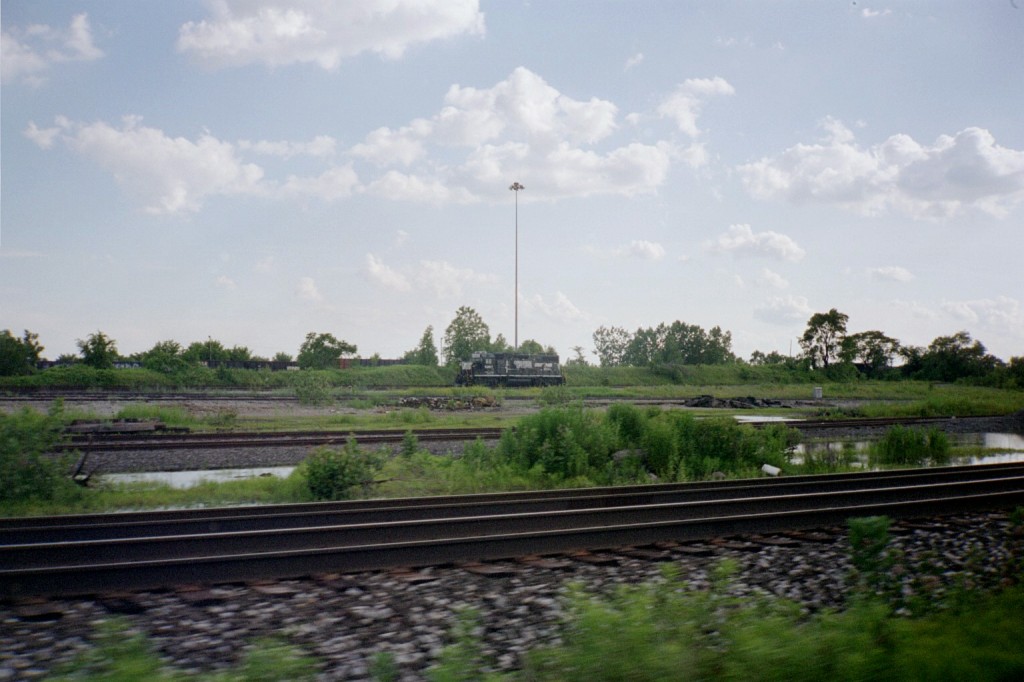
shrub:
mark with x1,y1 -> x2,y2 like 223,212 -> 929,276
0,405 -> 82,508
293,371 -> 333,406
301,439 -> 380,500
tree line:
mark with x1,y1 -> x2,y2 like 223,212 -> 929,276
2,304 -> 1021,386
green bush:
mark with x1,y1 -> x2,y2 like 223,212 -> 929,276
301,440 -> 381,500
292,371 -> 333,406
0,405 -> 82,509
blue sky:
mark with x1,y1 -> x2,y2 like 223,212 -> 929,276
2,1 -> 1022,363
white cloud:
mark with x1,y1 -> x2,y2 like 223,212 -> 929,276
656,76 -> 735,137
616,240 -> 666,261
393,230 -> 410,247
254,256 -> 276,273
739,119 -> 1024,219
624,52 -> 644,70
869,265 -> 914,282
177,0 -> 485,69
215,275 -> 237,289
363,171 -> 475,204
523,291 -> 587,322
754,295 -> 813,324
366,254 -> 411,291
1,13 -> 103,85
758,268 -> 789,289
237,136 -> 336,158
941,296 -> 1022,334
861,8 -> 893,19
23,121 -> 61,149
296,276 -> 322,302
417,260 -> 496,298
708,224 -> 806,262
27,116 -> 265,213
281,165 -> 360,201
351,123 -> 430,166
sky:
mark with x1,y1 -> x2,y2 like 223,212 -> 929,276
2,1 -> 1022,364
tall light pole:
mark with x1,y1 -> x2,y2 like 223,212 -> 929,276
509,181 -> 524,350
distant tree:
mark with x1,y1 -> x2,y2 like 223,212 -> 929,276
182,339 -> 228,364
273,351 -> 294,363
592,326 -> 631,367
916,331 -> 1001,382
225,345 -> 253,362
619,321 -> 735,366
0,329 -> 43,376
565,345 -> 589,367
442,306 -> 490,365
140,340 -> 188,374
799,309 -> 849,369
403,326 -> 439,366
1006,357 -> 1024,388
490,333 -> 513,353
516,339 -> 547,355
841,330 -> 901,376
77,331 -> 119,369
749,350 -> 789,366
297,332 -> 357,370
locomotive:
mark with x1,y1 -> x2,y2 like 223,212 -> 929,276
455,351 -> 565,387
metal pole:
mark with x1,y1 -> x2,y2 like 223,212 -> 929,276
509,182 -> 524,350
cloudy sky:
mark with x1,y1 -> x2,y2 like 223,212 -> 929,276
2,1 -> 1022,363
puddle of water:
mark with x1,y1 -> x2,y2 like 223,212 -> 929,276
793,432 -> 1024,467
104,466 -> 295,489
733,415 -> 801,424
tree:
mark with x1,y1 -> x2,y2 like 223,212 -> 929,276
517,339 -> 554,355
225,345 -> 254,362
140,340 -> 188,374
403,326 -> 439,366
0,329 -> 43,376
297,332 -> 356,370
490,333 -> 512,353
77,331 -> 118,369
273,351 -> 294,363
799,309 -> 849,369
749,350 -> 788,366
916,331 -> 1000,382
841,330 -> 901,376
565,345 -> 589,367
182,339 -> 228,364
592,326 -> 631,367
442,306 -> 490,365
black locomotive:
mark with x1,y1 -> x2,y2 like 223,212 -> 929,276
455,351 -> 565,387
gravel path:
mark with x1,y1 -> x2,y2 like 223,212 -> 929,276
2,511 -> 1019,681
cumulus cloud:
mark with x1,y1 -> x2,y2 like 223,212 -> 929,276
24,116 -> 266,214
296,276 -> 322,301
739,118 -> 1024,219
523,291 -> 587,322
237,136 -> 336,158
624,52 -> 644,70
177,0 -> 485,69
616,240 -> 666,260
417,260 -> 496,298
758,268 -> 789,289
215,275 -> 237,289
1,13 -> 103,85
656,76 -> 735,137
869,265 -> 914,282
861,8 -> 893,18
754,295 -> 813,324
708,224 -> 806,262
366,254 -> 411,291
941,296 -> 1022,333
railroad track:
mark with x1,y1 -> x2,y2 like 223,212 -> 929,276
61,427 -> 504,452
3,462 -> 1023,598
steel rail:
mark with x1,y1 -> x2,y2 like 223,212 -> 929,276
2,466 -> 1023,598
59,427 -> 504,452
5,462 -> 1024,534
4,464 -> 1024,545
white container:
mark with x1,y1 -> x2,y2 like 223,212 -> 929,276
761,463 -> 781,477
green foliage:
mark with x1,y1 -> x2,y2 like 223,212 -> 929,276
77,330 -> 119,369
403,325 -> 440,366
292,371 -> 333,405
872,426 -> 950,466
428,609 -> 506,682
301,440 -> 381,500
442,306 -> 491,365
848,516 -> 896,598
297,332 -> 356,370
535,384 -> 573,407
0,405 -> 82,509
800,308 -> 849,369
49,619 -> 317,681
0,328 -> 42,376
